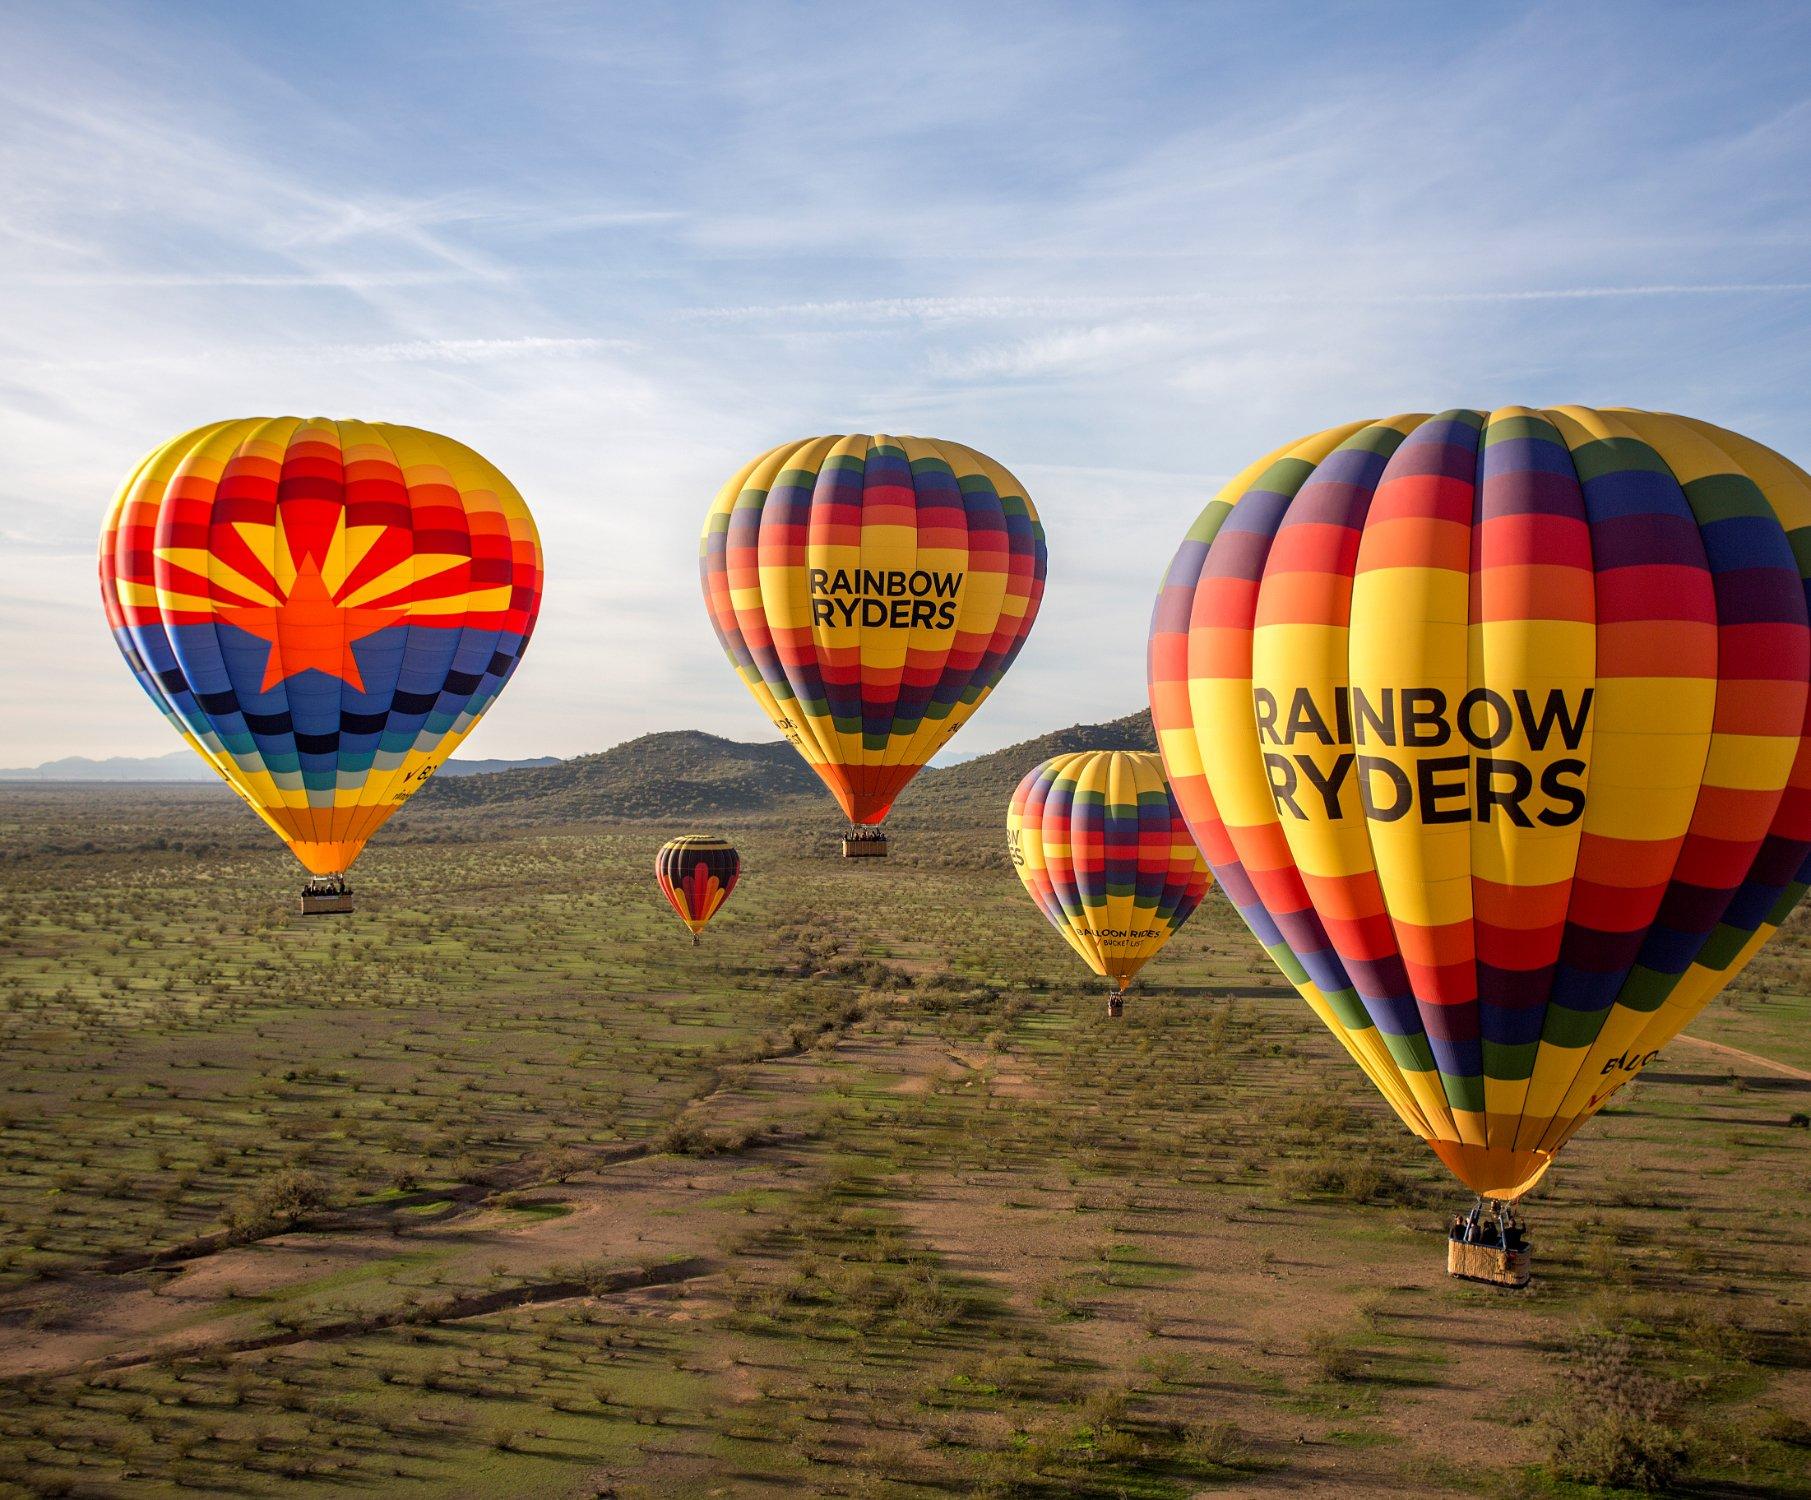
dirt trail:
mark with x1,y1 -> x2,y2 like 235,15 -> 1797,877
0,1146 -> 774,1380
0,1026 -> 880,1381
58,1255 -> 718,1378
1674,1029 -> 1811,1081
11,1012 -> 1778,1492
83,1140 -> 657,1278
893,1169 -> 1554,1492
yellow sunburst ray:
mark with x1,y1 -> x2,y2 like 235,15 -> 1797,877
148,548 -> 280,608
340,552 -> 469,608
400,585 -> 514,616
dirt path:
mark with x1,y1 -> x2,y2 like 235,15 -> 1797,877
0,1145 -> 780,1380
1674,1030 -> 1811,1081
0,1019 -> 959,1383
9,1011 -> 1778,1494
891,1169 -> 1549,1495
53,1255 -> 719,1378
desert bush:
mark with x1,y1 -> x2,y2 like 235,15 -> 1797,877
1306,1330 -> 1365,1383
657,1118 -> 769,1156
1542,1334 -> 1688,1491
1274,1148 -> 1423,1206
226,1169 -> 332,1234
1182,1418 -> 1250,1469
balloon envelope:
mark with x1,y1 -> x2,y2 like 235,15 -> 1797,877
1149,407 -> 1811,1198
1008,750 -> 1212,991
656,835 -> 741,937
700,435 -> 1046,826
99,417 -> 544,876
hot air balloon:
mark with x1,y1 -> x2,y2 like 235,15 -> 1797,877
701,435 -> 1046,857
99,418 -> 544,913
1149,407 -> 1811,1276
656,835 -> 741,944
1008,751 -> 1213,1016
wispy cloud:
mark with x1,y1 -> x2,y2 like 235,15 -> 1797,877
928,322 -> 1184,380
689,283 -> 1811,326
4,0 -> 1811,763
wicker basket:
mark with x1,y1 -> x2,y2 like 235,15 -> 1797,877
841,838 -> 888,859
300,891 -> 355,916
1447,1237 -> 1531,1287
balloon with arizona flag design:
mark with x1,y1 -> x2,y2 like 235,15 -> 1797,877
655,836 -> 741,944
99,417 -> 543,903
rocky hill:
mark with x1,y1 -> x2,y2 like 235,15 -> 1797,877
414,709 -> 1156,828
888,709 -> 1154,826
417,730 -> 819,821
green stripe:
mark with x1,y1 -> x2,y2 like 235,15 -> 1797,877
1541,1004 -> 1611,1050
1565,435 -> 1671,483
1682,472 -> 1772,523
1482,1039 -> 1538,1082
1440,1071 -> 1485,1114
1380,1030 -> 1438,1075
1481,412 -> 1563,447
1611,966 -> 1679,1015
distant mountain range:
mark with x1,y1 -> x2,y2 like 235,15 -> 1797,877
0,750 -> 561,783
3,711 -> 1159,828
890,710 -> 1155,826
419,709 -> 1155,826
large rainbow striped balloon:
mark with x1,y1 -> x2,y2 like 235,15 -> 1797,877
1149,408 -> 1811,1200
100,418 -> 543,879
701,435 -> 1046,828
1008,750 -> 1212,994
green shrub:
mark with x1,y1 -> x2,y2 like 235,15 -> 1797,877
1182,1418 -> 1251,1469
1542,1335 -> 1688,1491
226,1169 -> 332,1234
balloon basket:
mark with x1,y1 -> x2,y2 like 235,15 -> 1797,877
841,834 -> 888,859
1446,1200 -> 1530,1287
1105,992 -> 1124,1019
300,876 -> 354,916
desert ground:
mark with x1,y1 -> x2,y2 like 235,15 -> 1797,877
2,783 -> 1809,1497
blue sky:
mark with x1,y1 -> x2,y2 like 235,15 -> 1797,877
5,0 -> 1811,764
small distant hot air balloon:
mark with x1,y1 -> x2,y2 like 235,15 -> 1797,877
99,418 -> 544,913
1008,750 -> 1213,1016
1150,407 -> 1811,1280
655,835 -> 741,944
701,435 -> 1047,858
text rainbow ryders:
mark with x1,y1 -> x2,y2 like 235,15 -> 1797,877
1254,684 -> 1593,828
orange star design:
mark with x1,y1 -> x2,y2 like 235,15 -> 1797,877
219,555 -> 405,693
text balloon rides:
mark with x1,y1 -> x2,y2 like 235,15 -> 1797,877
1150,407 -> 1811,1202
701,435 -> 1046,851
1008,751 -> 1213,1014
100,418 -> 544,906
656,835 -> 741,943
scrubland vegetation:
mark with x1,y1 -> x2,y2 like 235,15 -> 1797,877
2,780 -> 1809,1496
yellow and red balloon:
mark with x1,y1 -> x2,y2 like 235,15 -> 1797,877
99,417 -> 543,878
656,835 -> 741,941
1150,407 -> 1811,1199
1008,750 -> 1212,994
700,435 -> 1046,828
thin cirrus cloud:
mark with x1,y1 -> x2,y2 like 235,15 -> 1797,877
2,0 -> 1810,769
689,284 -> 1811,325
